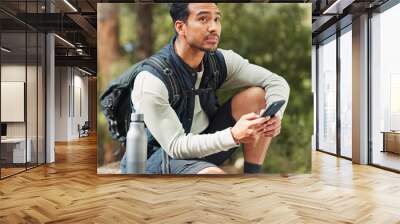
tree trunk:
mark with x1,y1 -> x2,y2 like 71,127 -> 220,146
136,4 -> 154,60
98,4 -> 120,81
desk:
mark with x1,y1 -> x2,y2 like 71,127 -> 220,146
382,131 -> 400,154
1,138 -> 32,163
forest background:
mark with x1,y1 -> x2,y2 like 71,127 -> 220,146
97,3 -> 312,174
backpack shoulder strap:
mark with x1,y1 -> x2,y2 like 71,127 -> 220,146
144,55 -> 181,107
208,51 -> 227,90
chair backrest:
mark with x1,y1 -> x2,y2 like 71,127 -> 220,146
81,121 -> 90,130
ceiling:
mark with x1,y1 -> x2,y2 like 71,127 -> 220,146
0,0 -> 396,74
0,0 -> 99,74
312,0 -> 390,43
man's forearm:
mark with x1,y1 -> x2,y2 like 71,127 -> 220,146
167,128 -> 238,159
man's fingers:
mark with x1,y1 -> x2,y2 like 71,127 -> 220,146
262,122 -> 280,135
264,122 -> 279,132
263,130 -> 277,137
263,131 -> 274,137
263,127 -> 281,137
274,128 -> 281,137
266,116 -> 280,125
242,112 -> 260,120
248,117 -> 268,128
255,125 -> 266,134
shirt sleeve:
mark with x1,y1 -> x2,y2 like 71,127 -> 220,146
132,71 -> 239,160
218,49 -> 290,118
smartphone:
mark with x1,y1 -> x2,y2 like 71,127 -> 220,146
260,100 -> 286,118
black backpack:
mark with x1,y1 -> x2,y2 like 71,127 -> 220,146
100,53 -> 224,146
100,55 -> 179,146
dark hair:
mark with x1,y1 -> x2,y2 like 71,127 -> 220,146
169,3 -> 190,24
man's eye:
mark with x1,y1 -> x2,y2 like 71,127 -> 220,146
199,17 -> 207,22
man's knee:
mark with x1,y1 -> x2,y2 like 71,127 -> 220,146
197,166 -> 225,174
232,87 -> 266,120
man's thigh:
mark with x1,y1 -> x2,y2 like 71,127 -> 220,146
231,86 -> 266,121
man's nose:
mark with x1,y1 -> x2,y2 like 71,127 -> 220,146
208,20 -> 218,32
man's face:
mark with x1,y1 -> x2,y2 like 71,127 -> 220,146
177,3 -> 222,52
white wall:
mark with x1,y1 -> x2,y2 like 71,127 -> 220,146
73,72 -> 89,137
1,65 -> 26,134
1,65 -> 26,143
54,67 -> 89,141
55,66 -> 68,141
1,65 -> 40,138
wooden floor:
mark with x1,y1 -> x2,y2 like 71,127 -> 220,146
1,163 -> 45,178
0,167 -> 26,178
1,135 -> 400,224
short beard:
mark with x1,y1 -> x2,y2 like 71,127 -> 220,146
188,41 -> 218,53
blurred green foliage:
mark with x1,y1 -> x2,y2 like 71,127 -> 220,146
98,3 -> 312,173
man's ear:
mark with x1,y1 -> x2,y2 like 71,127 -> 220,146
174,20 -> 186,36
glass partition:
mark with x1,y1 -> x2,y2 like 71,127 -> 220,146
1,30 -> 28,177
317,35 -> 337,154
339,27 -> 352,158
371,3 -> 400,171
0,1 -> 46,179
27,30 -> 38,169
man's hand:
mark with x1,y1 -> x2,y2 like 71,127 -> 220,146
230,112 -> 281,144
262,115 -> 281,138
230,112 -> 268,144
